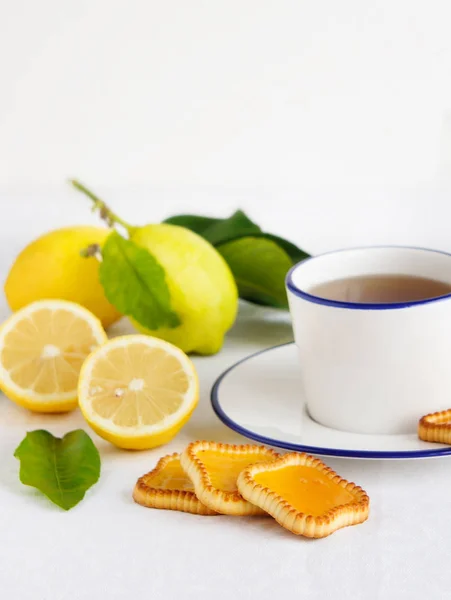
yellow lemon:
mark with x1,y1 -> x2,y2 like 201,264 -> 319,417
69,180 -> 238,353
5,226 -> 121,328
78,335 -> 199,450
0,300 -> 107,412
130,224 -> 238,355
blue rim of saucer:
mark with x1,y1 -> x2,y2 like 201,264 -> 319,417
210,343 -> 451,459
286,245 -> 451,310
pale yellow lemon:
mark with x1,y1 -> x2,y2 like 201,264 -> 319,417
78,335 -> 199,450
0,300 -> 107,412
129,224 -> 238,355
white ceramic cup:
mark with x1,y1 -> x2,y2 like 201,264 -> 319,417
286,246 -> 451,435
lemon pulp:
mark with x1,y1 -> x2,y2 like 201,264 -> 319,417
78,335 -> 199,449
0,300 -> 107,412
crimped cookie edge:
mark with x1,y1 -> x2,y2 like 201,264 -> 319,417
180,440 -> 280,516
133,452 -> 218,516
237,452 -> 370,538
419,409 -> 451,444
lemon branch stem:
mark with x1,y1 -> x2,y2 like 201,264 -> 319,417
69,179 -> 136,234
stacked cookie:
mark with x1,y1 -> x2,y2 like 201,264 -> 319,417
133,441 -> 369,538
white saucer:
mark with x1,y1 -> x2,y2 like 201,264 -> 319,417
211,343 -> 451,459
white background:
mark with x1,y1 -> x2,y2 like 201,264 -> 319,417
2,2 -> 451,599
2,0 -> 451,259
2,0 -> 451,189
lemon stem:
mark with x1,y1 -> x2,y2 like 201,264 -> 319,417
69,179 -> 137,235
80,243 -> 102,260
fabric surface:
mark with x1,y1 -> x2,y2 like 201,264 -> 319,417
1,305 -> 450,600
1,188 -> 451,599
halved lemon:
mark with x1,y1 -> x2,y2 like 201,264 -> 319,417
77,335 -> 199,450
0,300 -> 107,412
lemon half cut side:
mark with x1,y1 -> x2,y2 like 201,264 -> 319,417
78,335 -> 199,450
0,300 -> 107,412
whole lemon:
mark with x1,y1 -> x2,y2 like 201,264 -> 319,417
129,224 -> 238,355
5,226 -> 121,328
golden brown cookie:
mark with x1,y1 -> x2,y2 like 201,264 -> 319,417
237,452 -> 369,538
133,453 -> 217,515
180,441 -> 279,516
419,409 -> 451,444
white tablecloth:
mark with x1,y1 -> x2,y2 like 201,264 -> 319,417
1,304 -> 450,600
2,188 -> 451,599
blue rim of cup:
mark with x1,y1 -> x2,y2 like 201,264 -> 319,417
286,245 -> 451,310
210,343 -> 451,459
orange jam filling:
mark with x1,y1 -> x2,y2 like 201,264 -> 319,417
198,450 -> 273,492
147,458 -> 194,492
254,465 -> 356,516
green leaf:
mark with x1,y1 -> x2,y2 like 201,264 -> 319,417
164,211 -> 309,264
99,231 -> 180,330
163,214 -> 221,236
256,233 -> 310,264
165,210 -> 261,246
164,210 -> 311,308
217,237 -> 293,308
200,210 -> 261,245
14,430 -> 101,511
